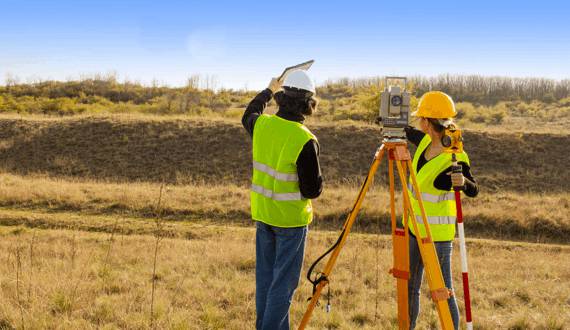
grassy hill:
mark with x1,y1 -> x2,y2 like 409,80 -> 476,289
0,114 -> 567,193
0,114 -> 568,243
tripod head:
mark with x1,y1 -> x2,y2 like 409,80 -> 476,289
378,76 -> 410,142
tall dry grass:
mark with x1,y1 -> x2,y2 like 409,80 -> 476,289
0,223 -> 568,329
0,172 -> 567,243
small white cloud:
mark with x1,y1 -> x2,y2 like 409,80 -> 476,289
186,28 -> 227,63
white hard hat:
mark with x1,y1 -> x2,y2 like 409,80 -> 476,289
282,70 -> 316,94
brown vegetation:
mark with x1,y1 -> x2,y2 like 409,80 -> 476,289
2,75 -> 570,134
0,222 -> 567,329
0,115 -> 567,193
0,172 -> 567,244
0,114 -> 567,242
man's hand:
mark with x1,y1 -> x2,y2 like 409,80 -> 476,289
267,77 -> 282,93
451,172 -> 465,189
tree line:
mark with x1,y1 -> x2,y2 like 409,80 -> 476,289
1,74 -> 569,116
320,74 -> 570,104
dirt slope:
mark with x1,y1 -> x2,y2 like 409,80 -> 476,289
0,116 -> 567,193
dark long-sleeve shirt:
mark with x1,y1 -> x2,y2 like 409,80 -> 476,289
405,126 -> 479,197
242,89 -> 323,199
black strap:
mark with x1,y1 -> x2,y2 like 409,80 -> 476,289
306,228 -> 345,300
305,154 -> 375,303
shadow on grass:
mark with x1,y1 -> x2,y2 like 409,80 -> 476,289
0,203 -> 568,245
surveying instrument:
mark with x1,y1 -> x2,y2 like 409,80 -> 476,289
442,123 -> 474,330
298,77 -> 455,329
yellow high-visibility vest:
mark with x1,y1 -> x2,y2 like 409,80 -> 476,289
251,114 -> 317,227
404,134 -> 470,241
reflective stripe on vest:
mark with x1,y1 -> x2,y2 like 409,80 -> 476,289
251,184 -> 302,201
253,160 -> 298,182
414,215 -> 456,225
408,182 -> 456,203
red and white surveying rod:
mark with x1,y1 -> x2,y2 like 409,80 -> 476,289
452,154 -> 473,330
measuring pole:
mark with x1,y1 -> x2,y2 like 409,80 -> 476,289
452,154 -> 473,330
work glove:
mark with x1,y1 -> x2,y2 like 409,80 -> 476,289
267,77 -> 282,94
450,172 -> 465,189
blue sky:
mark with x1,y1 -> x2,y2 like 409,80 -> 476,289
1,0 -> 569,90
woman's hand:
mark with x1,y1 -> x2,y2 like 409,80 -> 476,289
451,172 -> 465,188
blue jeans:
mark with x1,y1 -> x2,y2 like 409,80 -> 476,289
408,235 -> 459,330
255,221 -> 308,330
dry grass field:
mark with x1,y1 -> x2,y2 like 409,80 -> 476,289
0,114 -> 568,329
0,220 -> 568,329
0,173 -> 567,243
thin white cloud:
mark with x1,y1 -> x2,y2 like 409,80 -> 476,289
186,28 -> 228,64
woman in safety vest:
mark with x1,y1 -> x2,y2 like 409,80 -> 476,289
404,91 -> 479,329
242,70 -> 322,330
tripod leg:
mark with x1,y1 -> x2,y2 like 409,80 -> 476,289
298,145 -> 386,330
395,160 -> 454,330
389,158 -> 397,233
388,157 -> 410,329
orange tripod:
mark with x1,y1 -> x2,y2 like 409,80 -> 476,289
299,139 -> 454,330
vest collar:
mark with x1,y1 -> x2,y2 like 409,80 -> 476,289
414,135 -> 449,177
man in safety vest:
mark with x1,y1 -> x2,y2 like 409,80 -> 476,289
242,70 -> 322,330
404,91 -> 479,329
